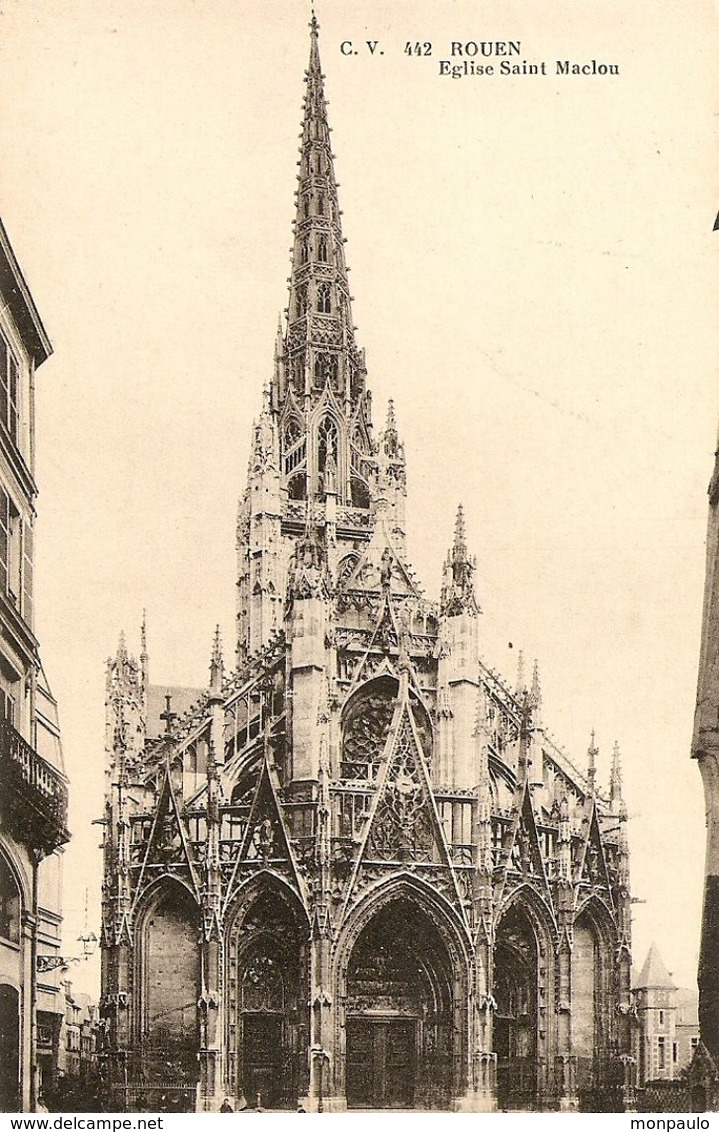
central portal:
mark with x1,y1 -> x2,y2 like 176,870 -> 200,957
346,1018 -> 416,1109
344,898 -> 454,1110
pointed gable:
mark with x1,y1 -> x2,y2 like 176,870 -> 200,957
498,783 -> 549,892
133,767 -> 200,902
223,757 -> 304,914
342,673 -> 461,920
576,803 -> 612,894
634,942 -> 676,990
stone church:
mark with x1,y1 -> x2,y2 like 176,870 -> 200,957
100,17 -> 635,1112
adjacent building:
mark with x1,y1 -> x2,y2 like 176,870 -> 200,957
100,17 -> 634,1112
633,943 -> 699,1086
690,419 -> 719,1109
59,982 -> 98,1085
0,218 -> 69,1111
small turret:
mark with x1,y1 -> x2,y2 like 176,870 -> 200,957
376,399 -> 407,547
440,504 -> 480,617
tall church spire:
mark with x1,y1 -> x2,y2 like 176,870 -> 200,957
278,14 -> 364,408
236,13 -> 376,662
272,13 -> 373,510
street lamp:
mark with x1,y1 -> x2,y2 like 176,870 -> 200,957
37,929 -> 98,973
37,892 -> 98,972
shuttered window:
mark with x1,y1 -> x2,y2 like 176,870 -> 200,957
0,332 -> 19,442
0,489 -> 9,594
22,521 -> 33,625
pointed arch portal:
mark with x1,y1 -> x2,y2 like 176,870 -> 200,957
139,881 -> 200,1082
344,898 -> 454,1109
494,902 -> 541,1110
226,885 -> 309,1109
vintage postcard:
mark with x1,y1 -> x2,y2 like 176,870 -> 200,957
0,0 -> 716,1115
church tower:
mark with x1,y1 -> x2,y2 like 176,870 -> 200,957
100,15 -> 634,1113
236,16 -> 378,662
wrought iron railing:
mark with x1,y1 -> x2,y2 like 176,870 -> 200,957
0,717 -> 69,855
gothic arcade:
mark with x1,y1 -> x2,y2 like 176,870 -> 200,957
100,18 -> 634,1112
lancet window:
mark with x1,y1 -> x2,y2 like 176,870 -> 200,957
317,283 -> 331,314
317,415 -> 338,476
313,353 -> 338,388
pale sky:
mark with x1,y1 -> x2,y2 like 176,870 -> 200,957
0,0 -> 716,993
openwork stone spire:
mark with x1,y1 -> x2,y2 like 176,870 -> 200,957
269,13 -> 373,511
278,17 -> 359,405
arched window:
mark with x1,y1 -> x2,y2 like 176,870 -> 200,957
317,416 -> 338,475
241,954 -> 285,1013
317,193 -> 325,216
0,855 -> 20,943
296,286 -> 307,318
284,418 -> 302,449
288,473 -> 307,501
317,236 -> 328,263
341,677 -> 432,780
337,554 -> 360,589
317,283 -> 331,314
341,677 -> 398,780
291,357 -> 304,392
313,353 -> 338,387
351,477 -> 370,509
300,240 -> 310,265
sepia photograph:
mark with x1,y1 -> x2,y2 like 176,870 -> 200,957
0,0 -> 717,1115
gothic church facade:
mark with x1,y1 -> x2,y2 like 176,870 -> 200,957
100,19 -> 634,1112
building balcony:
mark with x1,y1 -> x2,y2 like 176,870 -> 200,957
0,717 -> 69,857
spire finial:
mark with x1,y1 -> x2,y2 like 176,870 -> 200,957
140,609 -> 147,656
386,398 -> 397,431
454,503 -> 466,559
587,730 -> 598,792
529,658 -> 543,731
610,739 -> 623,805
516,650 -> 526,695
210,625 -> 224,694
